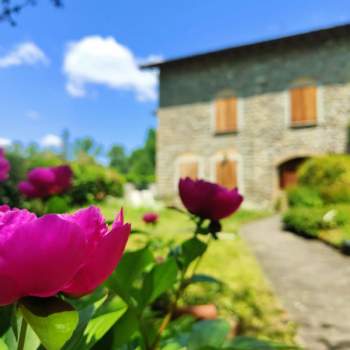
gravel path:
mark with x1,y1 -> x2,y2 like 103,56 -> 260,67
241,215 -> 350,350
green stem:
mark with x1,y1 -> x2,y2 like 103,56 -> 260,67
17,318 -> 28,350
190,236 -> 212,278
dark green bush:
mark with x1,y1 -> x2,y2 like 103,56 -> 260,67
287,186 -> 323,208
0,152 -> 27,207
282,207 -> 341,237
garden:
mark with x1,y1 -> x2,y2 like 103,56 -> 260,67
0,144 -> 300,350
282,155 -> 350,254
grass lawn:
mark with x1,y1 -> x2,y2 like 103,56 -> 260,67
100,198 -> 298,344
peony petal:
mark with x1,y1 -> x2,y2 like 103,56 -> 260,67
63,210 -> 130,296
52,165 -> 73,192
28,168 -> 56,186
18,181 -> 43,198
211,188 -> 244,220
0,273 -> 21,306
62,206 -> 108,252
179,178 -> 243,220
0,205 -> 10,213
0,214 -> 88,299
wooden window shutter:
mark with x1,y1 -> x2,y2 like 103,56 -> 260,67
180,161 -> 198,179
290,86 -> 317,126
216,159 -> 237,189
215,97 -> 237,133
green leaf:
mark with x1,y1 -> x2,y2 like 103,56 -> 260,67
19,297 -> 79,350
186,274 -> 224,287
45,196 -> 69,214
63,295 -> 127,350
108,247 -> 154,301
140,258 -> 178,309
0,338 -> 8,350
111,308 -> 139,347
0,306 -> 13,337
84,296 -> 127,345
188,319 -> 230,350
181,237 -> 207,269
229,336 -> 300,350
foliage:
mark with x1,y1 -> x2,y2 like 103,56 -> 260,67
101,200 -> 295,343
69,159 -> 123,206
298,155 -> 350,204
283,207 -> 328,237
0,200 -> 298,349
0,143 -> 124,210
0,151 -> 26,207
283,204 -> 350,248
0,0 -> 62,25
108,128 -> 156,189
287,186 -> 323,208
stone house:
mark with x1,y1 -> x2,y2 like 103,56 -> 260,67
143,24 -> 350,207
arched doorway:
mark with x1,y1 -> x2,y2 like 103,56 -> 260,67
278,157 -> 308,189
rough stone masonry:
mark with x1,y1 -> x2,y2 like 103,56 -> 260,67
147,24 -> 350,207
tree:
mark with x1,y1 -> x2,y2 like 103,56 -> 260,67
73,137 -> 103,161
108,128 -> 156,189
0,0 -> 62,25
108,145 -> 128,174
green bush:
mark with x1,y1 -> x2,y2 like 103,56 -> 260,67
287,186 -> 323,208
0,152 -> 27,207
70,159 -> 124,205
297,155 -> 350,204
298,155 -> 350,187
282,207 -> 341,237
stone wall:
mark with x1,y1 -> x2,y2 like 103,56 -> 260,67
156,36 -> 350,207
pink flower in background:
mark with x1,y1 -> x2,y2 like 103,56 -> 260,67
0,148 -> 10,182
0,205 -> 130,305
178,177 -> 243,221
143,212 -> 159,224
18,165 -> 73,198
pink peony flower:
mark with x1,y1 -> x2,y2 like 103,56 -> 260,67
0,148 -> 10,182
0,205 -> 130,305
143,212 -> 159,224
178,178 -> 243,221
18,165 -> 73,198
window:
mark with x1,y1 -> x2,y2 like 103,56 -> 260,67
215,97 -> 238,133
290,85 -> 317,126
216,159 -> 237,188
179,161 -> 198,180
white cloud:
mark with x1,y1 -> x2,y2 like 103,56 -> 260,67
26,110 -> 40,120
63,36 -> 158,101
0,137 -> 12,147
40,134 -> 63,148
0,42 -> 49,69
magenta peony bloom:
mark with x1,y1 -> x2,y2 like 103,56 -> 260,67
18,165 -> 73,198
0,205 -> 130,305
0,148 -> 10,182
178,178 -> 243,221
143,212 -> 159,224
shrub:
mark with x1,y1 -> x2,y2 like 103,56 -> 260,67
298,155 -> 350,187
287,186 -> 323,208
0,151 -> 27,207
298,155 -> 350,204
70,159 -> 124,205
282,207 -> 342,237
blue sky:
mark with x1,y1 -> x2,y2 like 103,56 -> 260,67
1,0 -> 350,153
